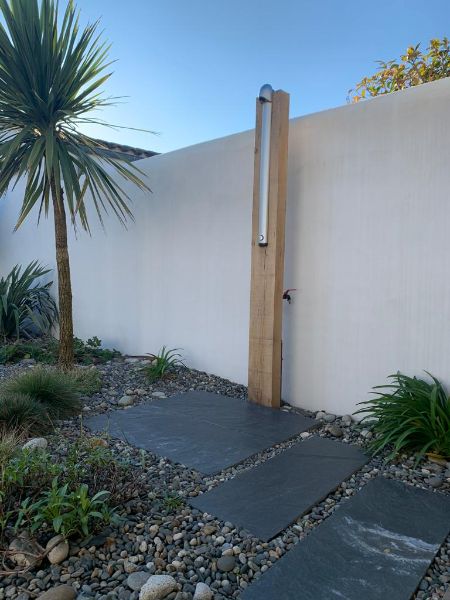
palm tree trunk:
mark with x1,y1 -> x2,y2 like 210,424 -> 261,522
50,177 -> 74,370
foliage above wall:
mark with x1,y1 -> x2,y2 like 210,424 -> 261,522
349,38 -> 450,102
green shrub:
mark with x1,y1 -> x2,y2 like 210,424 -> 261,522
73,336 -> 121,364
0,393 -> 50,433
0,338 -> 58,365
356,372 -> 450,462
1,441 -> 118,539
2,447 -> 60,492
145,346 -> 185,382
0,262 -> 58,341
68,368 -> 103,396
2,368 -> 81,419
0,336 -> 121,366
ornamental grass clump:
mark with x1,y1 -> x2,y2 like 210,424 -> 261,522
0,392 -> 50,433
356,372 -> 450,462
2,368 -> 81,420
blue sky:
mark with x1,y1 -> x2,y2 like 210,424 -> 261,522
76,0 -> 450,153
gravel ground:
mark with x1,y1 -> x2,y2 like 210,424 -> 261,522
0,358 -> 449,600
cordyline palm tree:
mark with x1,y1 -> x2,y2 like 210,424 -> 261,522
0,0 -> 149,369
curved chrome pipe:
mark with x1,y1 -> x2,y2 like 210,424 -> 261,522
258,83 -> 273,246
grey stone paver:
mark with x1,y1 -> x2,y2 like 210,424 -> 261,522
190,436 -> 368,540
85,391 -> 316,474
241,477 -> 450,600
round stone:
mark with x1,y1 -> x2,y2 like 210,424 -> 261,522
139,575 -> 177,600
327,424 -> 343,437
118,395 -> 134,407
323,413 -> 336,423
9,536 -> 43,569
127,571 -> 149,591
217,555 -> 236,572
193,582 -> 213,600
22,437 -> 48,451
427,476 -> 443,489
37,585 -> 76,600
46,535 -> 69,565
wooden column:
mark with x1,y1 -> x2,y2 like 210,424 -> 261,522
248,89 -> 290,408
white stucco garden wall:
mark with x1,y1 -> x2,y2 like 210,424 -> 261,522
1,78 -> 450,416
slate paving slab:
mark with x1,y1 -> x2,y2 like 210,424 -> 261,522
190,436 -> 368,540
85,391 -> 316,474
242,477 -> 450,600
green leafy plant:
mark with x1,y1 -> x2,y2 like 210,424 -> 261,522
0,435 -> 129,540
2,368 -> 81,419
349,38 -> 450,102
1,447 -> 62,535
0,262 -> 58,341
0,392 -> 50,433
3,448 -> 60,489
356,372 -> 450,462
27,478 -> 112,538
145,346 -> 185,382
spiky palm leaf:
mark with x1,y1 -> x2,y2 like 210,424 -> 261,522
0,0 -> 149,230
0,0 -> 150,369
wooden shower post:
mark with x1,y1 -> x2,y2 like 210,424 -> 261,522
248,88 -> 290,408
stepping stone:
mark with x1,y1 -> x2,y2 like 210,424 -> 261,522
85,391 -> 316,474
242,477 -> 450,600
190,436 -> 368,540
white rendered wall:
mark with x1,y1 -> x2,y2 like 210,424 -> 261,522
1,78 -> 450,416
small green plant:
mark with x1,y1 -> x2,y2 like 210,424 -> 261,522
3,448 -> 60,489
162,493 -> 184,511
73,337 -> 121,365
26,478 -> 112,538
145,346 -> 185,382
0,262 -> 58,341
2,368 -> 81,419
0,393 -> 50,433
356,372 -> 450,462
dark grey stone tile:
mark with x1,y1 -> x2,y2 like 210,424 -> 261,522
242,477 -> 450,600
84,391 -> 316,474
190,436 -> 368,540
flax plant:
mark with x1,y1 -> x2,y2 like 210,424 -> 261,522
0,0 -> 149,368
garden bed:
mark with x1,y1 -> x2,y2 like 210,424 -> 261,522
0,357 -> 449,600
